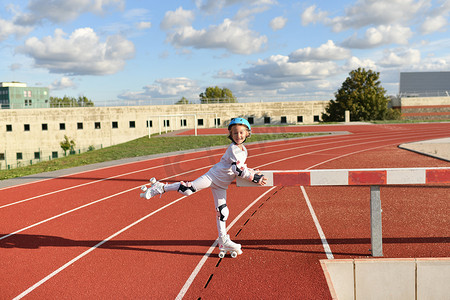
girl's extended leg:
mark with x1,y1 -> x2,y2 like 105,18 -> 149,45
164,174 -> 212,196
140,175 -> 212,199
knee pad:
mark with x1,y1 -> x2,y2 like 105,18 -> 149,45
216,204 -> 229,222
177,181 -> 196,196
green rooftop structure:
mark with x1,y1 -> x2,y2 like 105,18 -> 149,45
0,82 -> 50,109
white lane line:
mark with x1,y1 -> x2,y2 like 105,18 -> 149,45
0,165 -> 211,241
176,187 -> 277,300
2,125 -> 436,209
8,127 -> 449,296
300,186 -> 334,260
0,127 -> 408,208
13,195 -> 188,300
0,154 -> 217,209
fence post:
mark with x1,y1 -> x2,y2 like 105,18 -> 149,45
370,185 -> 383,257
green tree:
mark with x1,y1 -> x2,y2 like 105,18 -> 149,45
322,68 -> 401,122
50,95 -> 94,107
176,97 -> 192,104
60,135 -> 76,156
199,86 -> 237,103
76,96 -> 95,107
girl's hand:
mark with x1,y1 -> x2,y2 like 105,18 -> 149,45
252,172 -> 267,185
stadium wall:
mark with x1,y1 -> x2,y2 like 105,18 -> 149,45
0,101 -> 328,169
395,97 -> 450,120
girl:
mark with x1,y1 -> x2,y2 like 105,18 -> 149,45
140,118 -> 266,257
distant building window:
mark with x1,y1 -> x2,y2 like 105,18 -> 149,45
147,120 -> 153,128
24,124 -> 30,131
264,117 -> 271,124
281,116 -> 287,124
34,152 -> 40,160
214,118 -> 221,126
42,123 -> 48,131
314,115 -> 320,122
297,116 -> 303,123
198,119 -> 204,126
6,124 -> 12,132
248,117 -> 254,124
163,120 -> 170,127
77,122 -> 83,130
180,119 -> 187,127
17,153 -> 23,160
95,122 -> 101,129
129,121 -> 136,128
112,121 -> 118,129
52,151 -> 58,159
0,153 -> 5,160
60,123 -> 66,130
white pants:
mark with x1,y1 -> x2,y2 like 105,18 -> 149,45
165,175 -> 228,237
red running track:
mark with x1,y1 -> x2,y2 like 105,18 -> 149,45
1,123 -> 449,299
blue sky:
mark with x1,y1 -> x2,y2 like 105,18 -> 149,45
1,0 -> 449,105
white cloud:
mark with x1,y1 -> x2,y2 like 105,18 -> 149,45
18,27 -> 135,75
239,54 -> 340,86
420,15 -> 447,34
289,40 -> 351,62
164,18 -> 267,55
379,48 -> 421,67
196,0 -> 276,14
342,25 -> 413,49
270,16 -> 287,31
160,7 -> 195,30
420,0 -> 450,34
14,0 -> 124,25
215,69 -> 236,79
301,5 -> 328,26
136,21 -> 152,30
119,77 -> 201,100
161,3 -> 270,55
326,0 -> 429,32
49,76 -> 76,90
345,56 -> 377,71
0,18 -> 33,41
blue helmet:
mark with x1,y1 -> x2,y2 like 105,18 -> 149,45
228,117 -> 251,131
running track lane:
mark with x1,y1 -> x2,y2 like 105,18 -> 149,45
0,123 -> 449,299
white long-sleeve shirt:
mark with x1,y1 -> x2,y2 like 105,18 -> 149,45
205,143 -> 253,189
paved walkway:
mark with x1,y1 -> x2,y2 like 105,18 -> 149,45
400,137 -> 450,162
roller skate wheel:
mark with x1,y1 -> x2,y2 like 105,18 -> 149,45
218,251 -> 225,258
141,185 -> 148,192
231,251 -> 238,258
149,177 -> 157,184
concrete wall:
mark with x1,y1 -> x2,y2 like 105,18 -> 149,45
321,258 -> 450,300
0,101 -> 328,168
397,96 -> 450,120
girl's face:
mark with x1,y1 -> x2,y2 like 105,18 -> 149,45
230,124 -> 249,145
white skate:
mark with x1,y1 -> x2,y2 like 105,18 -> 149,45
218,235 -> 243,258
140,177 -> 165,199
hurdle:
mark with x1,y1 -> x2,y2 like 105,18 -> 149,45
237,167 -> 450,257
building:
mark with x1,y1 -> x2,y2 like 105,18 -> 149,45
0,82 -> 50,109
399,71 -> 450,97
0,101 -> 329,169
392,72 -> 450,120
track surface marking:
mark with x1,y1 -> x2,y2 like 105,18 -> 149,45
1,123 -> 449,299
